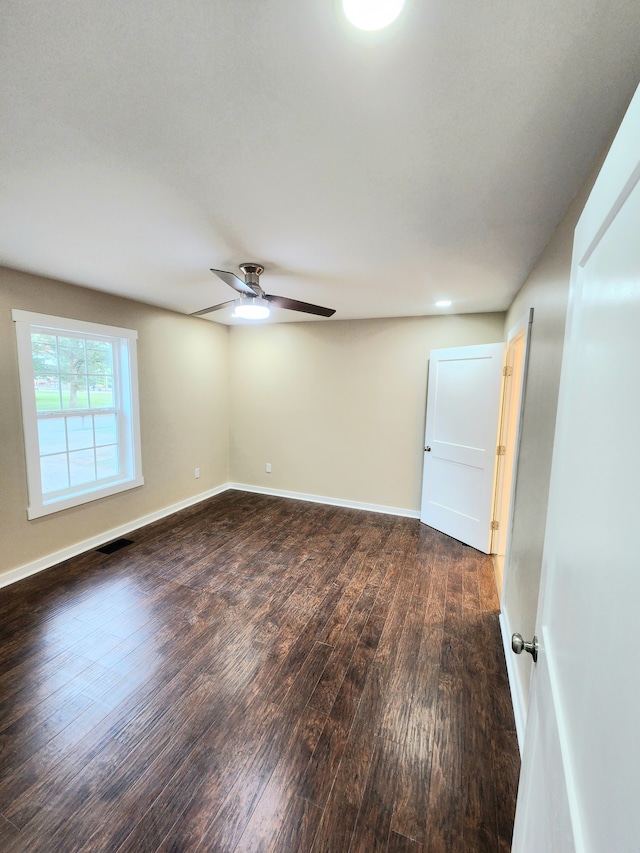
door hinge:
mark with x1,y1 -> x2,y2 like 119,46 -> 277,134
503,365 -> 513,377
490,520 -> 499,531
497,445 -> 506,456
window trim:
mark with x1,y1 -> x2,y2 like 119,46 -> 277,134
12,309 -> 144,519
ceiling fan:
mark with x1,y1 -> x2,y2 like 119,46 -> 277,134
191,263 -> 336,320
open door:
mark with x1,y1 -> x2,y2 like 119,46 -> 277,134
512,84 -> 640,851
420,342 -> 504,553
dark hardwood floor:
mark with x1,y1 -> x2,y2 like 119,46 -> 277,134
0,491 -> 519,852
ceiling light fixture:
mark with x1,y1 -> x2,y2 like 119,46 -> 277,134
342,0 -> 405,31
435,300 -> 452,307
232,297 -> 271,320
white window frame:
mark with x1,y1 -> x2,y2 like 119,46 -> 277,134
12,309 -> 144,519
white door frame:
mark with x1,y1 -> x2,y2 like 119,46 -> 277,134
491,308 -> 534,567
493,309 -> 534,748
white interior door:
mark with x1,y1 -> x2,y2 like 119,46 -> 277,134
420,342 -> 504,553
512,83 -> 640,852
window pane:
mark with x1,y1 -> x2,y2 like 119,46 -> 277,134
67,415 -> 94,450
38,418 -> 67,455
58,336 -> 84,349
96,445 -> 119,479
31,334 -> 59,373
35,377 -> 62,412
58,340 -> 86,373
41,453 -> 69,493
60,375 -> 89,410
86,340 -> 113,375
87,377 -> 114,409
69,449 -> 96,486
94,413 -> 117,446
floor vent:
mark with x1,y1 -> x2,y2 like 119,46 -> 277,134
96,538 -> 134,555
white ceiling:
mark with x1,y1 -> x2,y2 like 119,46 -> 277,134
1,1 -> 640,325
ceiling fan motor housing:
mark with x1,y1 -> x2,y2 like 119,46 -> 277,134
239,263 -> 264,296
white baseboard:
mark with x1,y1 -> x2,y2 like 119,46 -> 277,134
1,483 -> 421,590
499,608 -> 527,753
228,482 -> 420,519
0,483 -> 230,590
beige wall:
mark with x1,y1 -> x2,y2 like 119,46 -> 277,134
229,313 -> 505,512
502,145 -> 610,709
0,267 -> 230,580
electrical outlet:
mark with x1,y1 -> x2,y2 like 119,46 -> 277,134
194,467 -> 200,479
265,463 -> 272,473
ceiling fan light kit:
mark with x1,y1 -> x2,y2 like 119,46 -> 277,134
232,296 -> 271,320
342,0 -> 405,31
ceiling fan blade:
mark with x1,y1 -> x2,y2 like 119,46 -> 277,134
190,299 -> 237,316
264,294 -> 336,317
211,268 -> 255,295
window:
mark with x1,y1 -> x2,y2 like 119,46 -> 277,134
12,310 -> 143,519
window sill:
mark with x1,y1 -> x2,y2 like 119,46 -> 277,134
27,476 -> 145,520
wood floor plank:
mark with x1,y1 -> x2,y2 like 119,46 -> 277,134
0,494 -> 519,853
264,794 -> 323,853
387,829 -> 424,852
460,694 -> 500,852
492,725 -> 520,852
423,671 -> 464,853
308,584 -> 378,716
390,724 -> 432,845
348,736 -> 402,852
311,801 -> 361,853
309,676 -> 381,851
301,715 -> 349,808
423,561 -> 465,853
317,552 -> 371,646
328,590 -> 389,730
0,815 -> 20,848
376,594 -> 427,744
234,706 -> 327,851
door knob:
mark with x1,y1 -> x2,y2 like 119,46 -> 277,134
424,446 -> 431,452
511,632 -> 538,663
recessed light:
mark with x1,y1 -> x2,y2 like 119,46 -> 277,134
435,300 -> 452,308
342,0 -> 405,31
